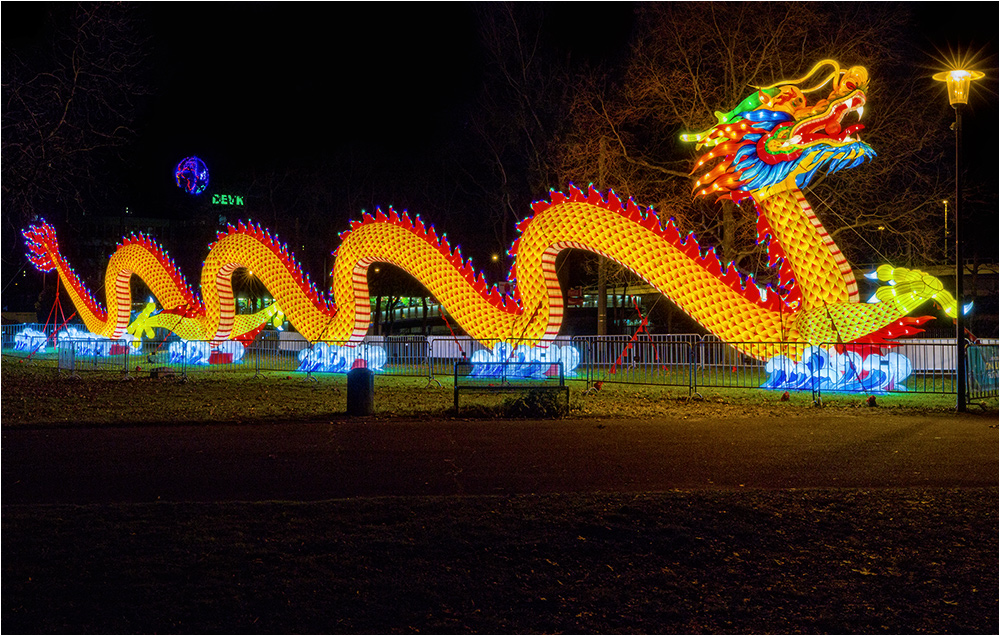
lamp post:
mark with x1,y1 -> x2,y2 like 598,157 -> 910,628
942,199 -> 948,257
933,68 -> 984,412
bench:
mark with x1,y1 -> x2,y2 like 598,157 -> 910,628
453,360 -> 570,415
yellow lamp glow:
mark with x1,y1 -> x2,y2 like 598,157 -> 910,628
932,69 -> 985,106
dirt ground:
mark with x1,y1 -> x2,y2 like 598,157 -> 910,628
4,410 -> 997,504
4,408 -> 998,633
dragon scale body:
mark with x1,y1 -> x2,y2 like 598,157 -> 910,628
23,60 -> 956,360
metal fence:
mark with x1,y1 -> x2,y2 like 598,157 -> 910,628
694,339 -> 789,393
967,342 -> 999,400
53,339 -> 132,375
2,323 -> 59,355
3,323 -> 997,402
572,334 -> 695,390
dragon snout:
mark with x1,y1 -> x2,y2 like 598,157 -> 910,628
791,91 -> 867,145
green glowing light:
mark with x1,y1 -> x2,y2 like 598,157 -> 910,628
212,194 -> 245,206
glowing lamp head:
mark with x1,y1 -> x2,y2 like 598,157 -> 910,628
932,69 -> 985,106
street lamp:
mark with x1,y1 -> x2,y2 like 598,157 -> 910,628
933,67 -> 984,412
933,69 -> 984,106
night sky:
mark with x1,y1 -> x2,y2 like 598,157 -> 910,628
136,4 -> 486,181
5,1 -> 995,220
139,2 -> 995,198
128,2 -> 638,208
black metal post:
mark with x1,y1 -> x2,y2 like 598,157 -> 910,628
954,104 -> 967,412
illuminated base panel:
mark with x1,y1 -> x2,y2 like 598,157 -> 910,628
762,346 -> 913,393
18,326 -> 921,393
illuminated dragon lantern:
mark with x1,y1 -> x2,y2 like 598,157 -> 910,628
23,60 -> 956,361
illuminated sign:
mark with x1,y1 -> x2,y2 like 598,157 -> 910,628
175,156 -> 209,195
212,194 -> 245,206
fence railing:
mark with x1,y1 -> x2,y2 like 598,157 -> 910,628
53,340 -> 132,375
967,342 -> 999,400
3,323 -> 997,401
572,335 -> 695,391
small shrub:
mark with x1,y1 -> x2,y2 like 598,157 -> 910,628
501,388 -> 566,418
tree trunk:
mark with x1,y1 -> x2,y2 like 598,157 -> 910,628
421,297 -> 429,335
386,296 -> 400,336
597,259 -> 608,336
722,201 -> 735,264
597,135 -> 608,336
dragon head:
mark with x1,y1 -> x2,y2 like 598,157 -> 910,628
683,60 -> 876,203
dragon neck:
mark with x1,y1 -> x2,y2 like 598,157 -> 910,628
755,188 -> 858,311
46,247 -> 113,337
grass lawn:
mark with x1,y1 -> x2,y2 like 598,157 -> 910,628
1,355 -> 989,427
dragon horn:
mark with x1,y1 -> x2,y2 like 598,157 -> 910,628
753,59 -> 843,94
681,87 -> 781,146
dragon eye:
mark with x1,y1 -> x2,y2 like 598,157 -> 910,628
845,82 -> 857,90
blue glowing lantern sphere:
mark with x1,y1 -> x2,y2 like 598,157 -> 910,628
175,156 -> 210,195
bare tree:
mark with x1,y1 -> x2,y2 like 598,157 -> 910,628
2,3 -> 148,293
465,2 -> 576,269
554,2 -> 958,284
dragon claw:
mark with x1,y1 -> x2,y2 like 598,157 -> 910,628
873,265 -> 958,317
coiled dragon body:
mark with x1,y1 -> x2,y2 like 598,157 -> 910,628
23,60 -> 956,360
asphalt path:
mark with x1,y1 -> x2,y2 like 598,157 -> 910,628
4,411 -> 996,504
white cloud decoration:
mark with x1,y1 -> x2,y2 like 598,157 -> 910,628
297,343 -> 387,373
14,328 -> 49,353
469,342 -> 580,379
56,327 -> 137,357
762,346 -> 913,393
